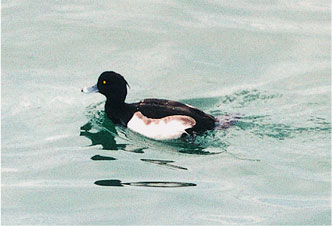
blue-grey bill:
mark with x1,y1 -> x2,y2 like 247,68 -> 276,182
81,84 -> 98,93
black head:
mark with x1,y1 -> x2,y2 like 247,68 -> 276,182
97,71 -> 129,103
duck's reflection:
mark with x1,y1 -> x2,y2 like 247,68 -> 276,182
80,121 -> 126,151
79,111 -> 229,188
91,155 -> 116,161
94,179 -> 196,188
81,118 -> 198,188
141,159 -> 188,170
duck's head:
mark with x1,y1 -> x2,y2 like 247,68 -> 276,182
82,71 -> 129,103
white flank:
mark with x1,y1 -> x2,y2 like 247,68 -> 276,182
127,112 -> 196,140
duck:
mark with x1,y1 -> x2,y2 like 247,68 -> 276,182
81,71 -> 218,140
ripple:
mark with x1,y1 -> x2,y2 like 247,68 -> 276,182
218,89 -> 282,107
94,179 -> 197,188
236,118 -> 331,140
194,213 -> 263,224
141,159 -> 188,170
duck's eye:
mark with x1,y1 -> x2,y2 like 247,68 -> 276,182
102,80 -> 107,85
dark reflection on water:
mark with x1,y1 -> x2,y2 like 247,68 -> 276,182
123,146 -> 146,153
141,159 -> 188,170
95,179 -> 196,188
95,179 -> 123,187
91,155 -> 116,161
80,121 -> 126,150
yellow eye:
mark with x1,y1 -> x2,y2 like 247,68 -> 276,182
102,80 -> 107,85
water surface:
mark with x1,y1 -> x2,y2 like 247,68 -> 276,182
2,0 -> 331,225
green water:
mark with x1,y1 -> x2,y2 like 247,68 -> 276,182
2,1 -> 331,225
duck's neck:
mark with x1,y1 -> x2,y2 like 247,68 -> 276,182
105,99 -> 127,125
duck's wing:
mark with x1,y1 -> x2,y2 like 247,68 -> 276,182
138,99 -> 216,122
126,99 -> 216,140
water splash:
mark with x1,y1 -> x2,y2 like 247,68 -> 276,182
236,115 -> 331,140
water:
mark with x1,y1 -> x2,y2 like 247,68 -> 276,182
2,0 -> 331,225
